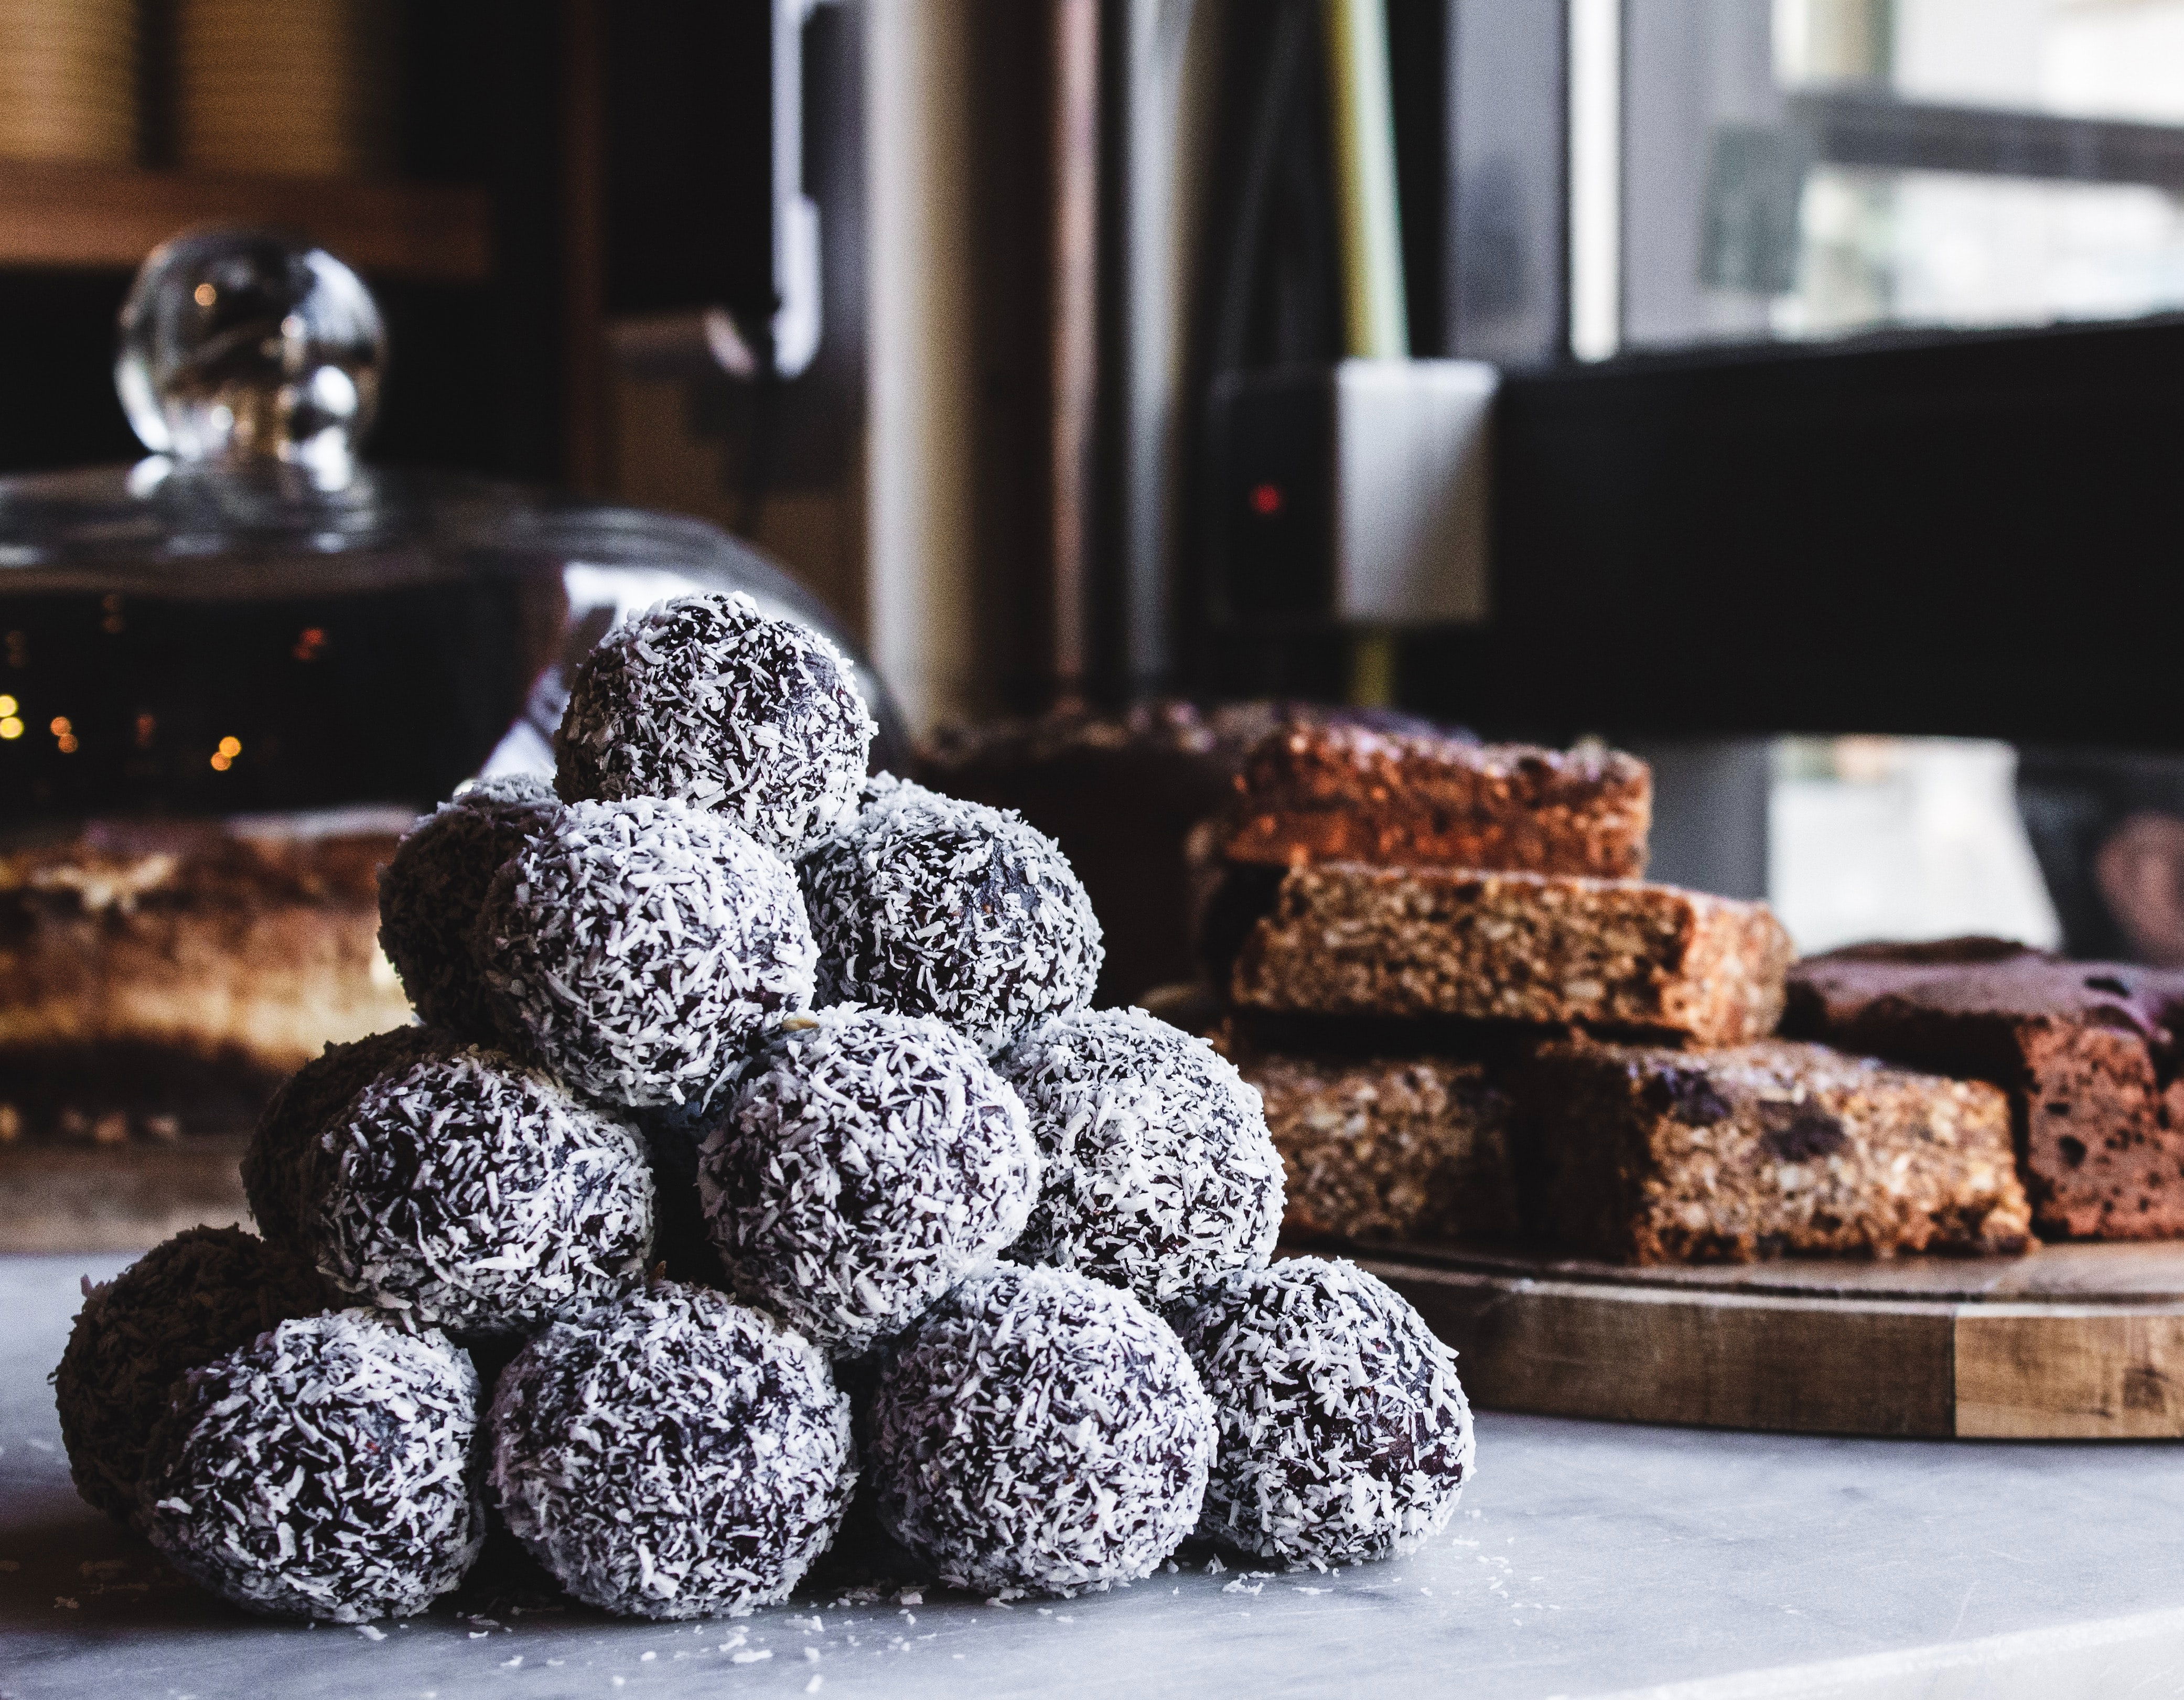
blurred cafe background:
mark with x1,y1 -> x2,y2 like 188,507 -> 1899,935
5,0 -> 2184,1241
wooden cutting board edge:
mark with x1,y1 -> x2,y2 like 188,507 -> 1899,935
1363,1254 -> 2184,1442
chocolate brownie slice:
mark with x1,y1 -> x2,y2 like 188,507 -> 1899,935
1235,1050 -> 1520,1246
1783,941 -> 2184,1240
1221,722 -> 1651,878
1524,1038 -> 2031,1265
1229,865 -> 1792,1047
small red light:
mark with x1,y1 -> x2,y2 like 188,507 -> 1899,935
1249,481 -> 1283,517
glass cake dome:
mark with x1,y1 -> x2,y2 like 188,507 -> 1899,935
0,229 -> 904,825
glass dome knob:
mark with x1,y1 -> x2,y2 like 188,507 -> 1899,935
115,229 -> 386,483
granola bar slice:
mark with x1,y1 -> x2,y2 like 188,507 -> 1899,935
1220,722 -> 1651,878
1229,865 -> 1792,1048
1524,1037 -> 2031,1264
1238,1050 -> 1520,1246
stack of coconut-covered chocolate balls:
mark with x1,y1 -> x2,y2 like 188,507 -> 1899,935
54,592 -> 1474,1625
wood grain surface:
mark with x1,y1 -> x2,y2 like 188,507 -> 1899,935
1354,1240 -> 2184,1440
0,162 -> 490,280
0,1137 -> 250,1254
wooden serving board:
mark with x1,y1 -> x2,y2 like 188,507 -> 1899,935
1359,1240 -> 2184,1440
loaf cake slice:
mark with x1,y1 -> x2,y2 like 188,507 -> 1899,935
1524,1037 -> 2031,1265
1236,1050 -> 1520,1246
1783,940 -> 2184,1240
0,815 -> 414,1145
1220,721 -> 1651,878
1229,865 -> 1792,1048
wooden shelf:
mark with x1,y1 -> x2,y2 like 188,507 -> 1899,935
0,162 -> 491,283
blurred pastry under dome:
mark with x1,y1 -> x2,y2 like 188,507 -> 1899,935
0,231 -> 899,1242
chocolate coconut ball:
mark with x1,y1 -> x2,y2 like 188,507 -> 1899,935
799,782 -> 1103,1053
699,1006 -> 1041,1357
488,1283 -> 855,1619
867,1264 -> 1213,1596
379,773 -> 563,1040
54,1227 -> 333,1526
555,591 -> 876,857
1174,1257 -> 1473,1569
140,1309 -> 482,1622
308,1046 -> 654,1340
242,1027 -> 461,1252
995,1007 -> 1284,1309
477,796 -> 817,1107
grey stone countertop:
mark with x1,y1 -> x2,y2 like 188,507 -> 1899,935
5,1252 -> 2183,1700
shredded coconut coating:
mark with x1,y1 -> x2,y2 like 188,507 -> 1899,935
1174,1257 -> 1473,1569
698,1006 -> 1041,1358
242,1028 -> 462,1252
995,1007 -> 1285,1309
139,1309 -> 482,1622
379,774 -> 564,1041
798,781 -> 1104,1053
308,1047 -> 656,1340
848,769 -> 923,812
476,796 -> 818,1108
554,592 -> 876,857
487,1283 -> 856,1619
868,1264 -> 1214,1596
53,1226 -> 333,1526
